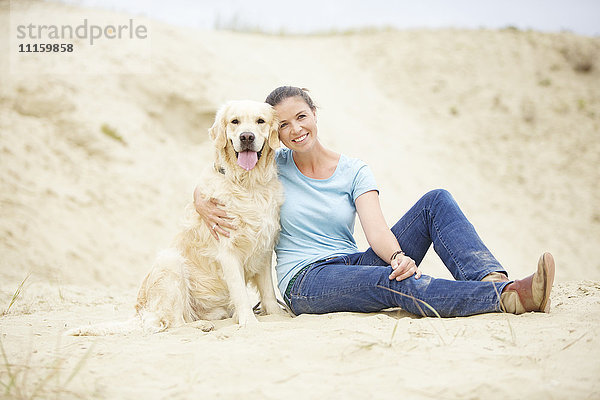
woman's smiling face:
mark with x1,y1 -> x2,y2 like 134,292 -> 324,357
274,96 -> 318,152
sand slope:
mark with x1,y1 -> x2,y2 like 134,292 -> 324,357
1,1 -> 599,399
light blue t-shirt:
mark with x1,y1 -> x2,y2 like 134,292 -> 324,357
275,148 -> 378,296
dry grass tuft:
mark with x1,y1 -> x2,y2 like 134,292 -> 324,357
2,274 -> 31,316
375,285 -> 450,346
0,338 -> 94,400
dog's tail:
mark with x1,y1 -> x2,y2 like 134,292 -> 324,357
65,317 -> 141,336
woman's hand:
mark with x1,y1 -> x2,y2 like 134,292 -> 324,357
389,253 -> 421,281
194,193 -> 236,241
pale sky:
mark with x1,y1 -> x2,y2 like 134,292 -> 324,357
59,0 -> 600,36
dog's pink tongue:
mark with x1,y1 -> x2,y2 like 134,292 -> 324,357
237,151 -> 258,171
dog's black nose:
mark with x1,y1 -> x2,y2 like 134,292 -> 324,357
240,132 -> 255,143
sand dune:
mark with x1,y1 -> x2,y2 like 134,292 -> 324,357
1,1 -> 599,399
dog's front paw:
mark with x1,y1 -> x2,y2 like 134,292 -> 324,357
237,311 -> 259,327
262,301 -> 287,316
188,320 -> 215,332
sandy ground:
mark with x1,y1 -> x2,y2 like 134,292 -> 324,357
1,1 -> 600,399
1,280 -> 600,399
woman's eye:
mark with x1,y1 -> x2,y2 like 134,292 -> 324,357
257,118 -> 265,124
279,123 -> 287,129
231,119 -> 239,124
298,114 -> 306,119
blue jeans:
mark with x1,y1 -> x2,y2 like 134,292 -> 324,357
283,189 -> 511,317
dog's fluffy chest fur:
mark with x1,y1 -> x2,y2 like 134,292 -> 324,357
218,178 -> 283,257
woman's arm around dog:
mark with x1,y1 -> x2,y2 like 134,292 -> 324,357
193,186 -> 236,240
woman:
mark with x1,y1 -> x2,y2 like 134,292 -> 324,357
194,86 -> 555,317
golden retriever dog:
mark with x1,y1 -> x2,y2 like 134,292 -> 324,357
67,100 -> 284,335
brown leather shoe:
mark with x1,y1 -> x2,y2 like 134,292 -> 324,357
501,252 -> 555,314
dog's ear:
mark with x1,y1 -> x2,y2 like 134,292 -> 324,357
268,111 -> 280,150
208,105 -> 228,149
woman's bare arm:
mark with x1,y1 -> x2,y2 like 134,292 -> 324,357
355,191 -> 420,281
